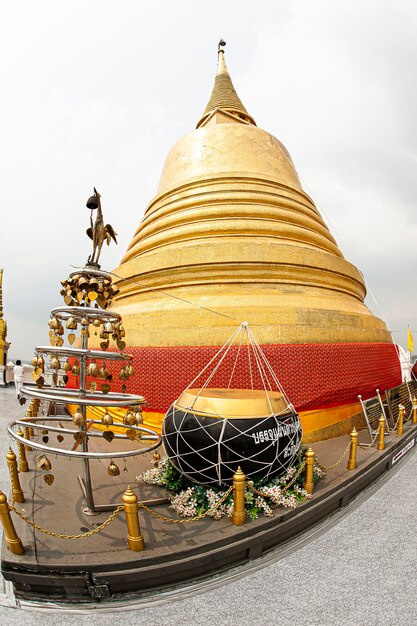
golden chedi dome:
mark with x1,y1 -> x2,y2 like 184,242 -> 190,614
112,44 -> 400,440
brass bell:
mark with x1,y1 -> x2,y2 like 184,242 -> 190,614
118,325 -> 125,338
50,356 -> 61,369
119,369 -> 128,381
63,360 -> 71,372
135,410 -> 143,425
111,285 -> 120,297
37,355 -> 45,369
89,276 -> 98,290
55,324 -> 65,336
81,316 -> 89,326
88,362 -> 98,377
100,329 -> 109,339
93,318 -> 101,328
72,363 -> 80,376
126,364 -> 134,376
31,356 -> 38,367
72,407 -> 86,427
86,194 -> 99,210
101,409 -> 113,427
108,460 -> 120,476
123,410 -> 136,426
153,452 -> 161,468
104,321 -> 113,333
37,455 -> 52,471
99,366 -> 109,379
49,317 -> 59,330
78,276 -> 89,290
66,316 -> 78,330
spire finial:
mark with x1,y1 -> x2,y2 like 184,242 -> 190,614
197,40 -> 256,128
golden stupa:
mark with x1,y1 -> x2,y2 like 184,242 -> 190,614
111,44 -> 401,440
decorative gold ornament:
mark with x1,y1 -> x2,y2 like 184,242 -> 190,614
72,363 -> 80,376
125,429 -> 137,441
66,316 -> 77,330
107,460 -> 120,476
153,452 -> 161,468
50,356 -> 61,369
36,376 -> 45,388
88,362 -> 98,377
73,431 -> 86,444
88,381 -> 97,393
72,408 -> 86,427
103,430 -> 115,443
99,366 -> 109,379
31,356 -> 38,367
123,410 -> 135,426
101,409 -> 113,427
117,340 -> 126,351
43,474 -> 55,486
100,340 -> 109,351
57,434 -> 64,443
36,455 -> 52,471
100,383 -> 110,394
63,360 -> 71,372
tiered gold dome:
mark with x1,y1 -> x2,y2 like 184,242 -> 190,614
113,47 -> 390,348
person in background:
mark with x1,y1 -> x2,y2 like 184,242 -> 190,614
13,359 -> 24,399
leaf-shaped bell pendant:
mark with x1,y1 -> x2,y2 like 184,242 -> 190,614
72,407 -> 86,427
36,455 -> 52,471
108,460 -> 120,476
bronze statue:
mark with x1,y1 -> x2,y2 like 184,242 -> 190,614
86,188 -> 117,267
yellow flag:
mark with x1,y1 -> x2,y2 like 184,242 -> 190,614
408,326 -> 414,353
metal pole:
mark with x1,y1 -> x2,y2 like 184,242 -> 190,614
377,415 -> 385,450
347,427 -> 358,470
397,404 -> 404,436
303,447 -> 315,495
80,327 -> 95,514
6,448 -> 24,503
16,428 -> 29,472
122,486 -> 145,551
0,491 -> 25,555
232,466 -> 246,526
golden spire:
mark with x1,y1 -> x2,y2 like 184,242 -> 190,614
197,40 -> 256,128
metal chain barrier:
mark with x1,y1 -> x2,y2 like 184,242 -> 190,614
316,442 -> 351,470
8,460 -> 123,539
247,461 -> 306,498
138,486 -> 233,524
9,504 -> 123,540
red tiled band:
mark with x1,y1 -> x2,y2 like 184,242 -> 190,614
69,342 -> 401,413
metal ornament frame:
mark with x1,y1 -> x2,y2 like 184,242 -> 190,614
8,268 -> 161,515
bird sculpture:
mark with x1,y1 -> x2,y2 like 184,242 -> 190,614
86,188 -> 118,267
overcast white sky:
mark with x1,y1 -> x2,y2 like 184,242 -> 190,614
1,0 -> 416,360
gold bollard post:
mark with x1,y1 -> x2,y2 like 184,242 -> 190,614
232,466 -> 246,526
6,448 -> 24,503
16,428 -> 29,472
413,396 -> 417,424
347,427 -> 358,470
377,415 -> 385,450
24,427 -> 32,451
0,491 -> 25,554
122,486 -> 145,551
397,404 -> 404,435
303,448 -> 315,495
